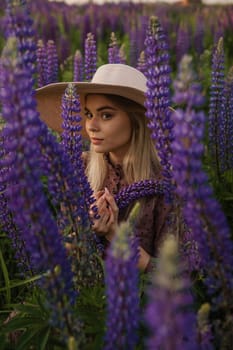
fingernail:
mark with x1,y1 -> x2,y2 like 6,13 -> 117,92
105,187 -> 110,194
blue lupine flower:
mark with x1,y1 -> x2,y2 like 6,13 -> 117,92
0,133 -> 31,275
171,106 -> 233,313
84,32 -> 97,81
4,0 -> 37,77
36,39 -> 47,87
208,37 -> 226,176
108,32 -> 126,64
144,16 -> 174,194
104,204 -> 140,350
59,83 -> 104,286
173,54 -> 205,108
136,51 -> 147,75
46,39 -> 59,84
145,235 -> 198,350
0,37 -> 77,330
176,22 -> 191,64
73,49 -> 84,82
61,83 -> 94,227
221,66 -> 233,171
115,179 -> 168,209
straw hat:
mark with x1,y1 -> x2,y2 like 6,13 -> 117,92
35,64 -> 147,135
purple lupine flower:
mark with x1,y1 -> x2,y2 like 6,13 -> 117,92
61,83 -> 95,227
84,32 -> 97,81
36,39 -> 47,87
59,35 -> 70,64
129,25 -> 138,68
136,51 -> 147,75
208,37 -> 226,177
173,54 -> 205,108
144,16 -> 174,197
108,32 -> 123,64
3,0 -> 37,77
221,66 -> 233,171
46,39 -> 59,84
0,37 -> 77,330
73,49 -> 84,81
180,230 -> 202,273
176,22 -> 191,64
129,23 -> 144,68
104,204 -> 140,350
59,83 -> 104,285
35,120 -> 104,289
145,235 -> 198,350
171,106 -> 233,316
115,179 -> 168,209
193,15 -> 204,56
118,44 -> 127,65
0,133 -> 32,275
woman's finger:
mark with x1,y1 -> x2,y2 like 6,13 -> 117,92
104,187 -> 119,216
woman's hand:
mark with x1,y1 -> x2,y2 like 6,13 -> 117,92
138,246 -> 151,272
90,187 -> 119,241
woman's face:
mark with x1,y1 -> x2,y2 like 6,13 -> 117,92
85,94 -> 132,163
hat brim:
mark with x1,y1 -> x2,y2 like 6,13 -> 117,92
35,82 -> 146,136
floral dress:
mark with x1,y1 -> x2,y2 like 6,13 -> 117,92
85,152 -> 175,257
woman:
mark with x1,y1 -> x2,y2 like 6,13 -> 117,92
36,63 -> 176,271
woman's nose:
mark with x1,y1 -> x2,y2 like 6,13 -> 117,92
86,117 -> 100,132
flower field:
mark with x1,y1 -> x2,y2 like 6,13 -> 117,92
0,0 -> 232,349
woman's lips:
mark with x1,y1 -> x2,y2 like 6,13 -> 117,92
91,138 -> 104,145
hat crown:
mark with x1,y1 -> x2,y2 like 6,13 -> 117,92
91,64 -> 147,93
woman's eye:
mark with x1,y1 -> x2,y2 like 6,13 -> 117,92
102,113 -> 113,120
84,111 -> 92,119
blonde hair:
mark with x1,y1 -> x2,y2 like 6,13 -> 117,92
85,94 -> 161,192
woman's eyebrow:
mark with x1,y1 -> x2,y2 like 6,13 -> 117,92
85,105 -> 118,113
96,106 -> 117,112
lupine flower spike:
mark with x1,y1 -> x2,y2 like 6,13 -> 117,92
136,51 -> 147,75
144,16 -> 174,200
0,37 -> 77,333
73,49 -> 84,81
61,83 -> 95,225
0,134 -> 31,275
3,0 -> 37,77
108,32 -> 126,64
221,66 -> 233,171
46,39 -> 59,84
171,92 -> 233,344
84,32 -> 97,81
61,83 -> 104,287
36,39 -> 47,87
208,37 -> 226,177
173,54 -> 205,108
115,179 -> 169,210
172,53 -> 206,273
104,203 -> 140,350
145,234 -> 198,350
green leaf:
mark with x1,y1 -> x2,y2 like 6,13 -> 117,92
0,274 -> 43,292
3,316 -> 47,332
36,326 -> 51,350
0,248 -> 11,304
17,328 -> 41,350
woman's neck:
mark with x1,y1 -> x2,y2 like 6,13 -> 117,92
108,152 -> 124,166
